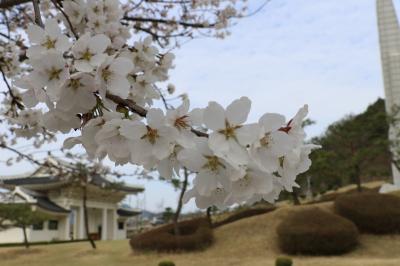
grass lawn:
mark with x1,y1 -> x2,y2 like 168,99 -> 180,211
1,202 -> 400,266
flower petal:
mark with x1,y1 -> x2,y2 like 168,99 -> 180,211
89,34 -> 111,54
107,76 -> 130,98
208,132 -> 230,154
203,101 -> 225,130
110,57 -> 133,76
177,148 -> 204,172
45,18 -> 61,38
26,24 -> 45,44
120,121 -> 147,140
259,113 -> 286,132
235,123 -> 260,146
147,108 -> 165,128
226,96 -> 251,125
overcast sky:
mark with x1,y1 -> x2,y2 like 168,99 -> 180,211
0,0 -> 392,213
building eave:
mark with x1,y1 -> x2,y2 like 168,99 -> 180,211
117,208 -> 141,217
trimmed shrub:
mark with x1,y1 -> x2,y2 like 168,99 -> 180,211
130,218 -> 213,251
213,206 -> 276,228
310,186 -> 378,204
158,261 -> 175,266
277,208 -> 358,255
275,256 -> 293,266
335,193 -> 400,234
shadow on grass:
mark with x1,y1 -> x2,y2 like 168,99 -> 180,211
0,248 -> 42,260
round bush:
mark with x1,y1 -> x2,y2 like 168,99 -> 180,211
277,208 -> 358,255
275,256 -> 293,266
158,261 -> 175,266
130,218 -> 213,251
335,193 -> 400,234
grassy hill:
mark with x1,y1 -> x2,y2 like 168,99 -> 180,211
1,201 -> 400,266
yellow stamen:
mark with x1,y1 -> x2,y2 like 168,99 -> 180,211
218,120 -> 242,140
48,67 -> 63,81
141,126 -> 159,145
43,37 -> 56,49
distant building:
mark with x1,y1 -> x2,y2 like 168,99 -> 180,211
377,0 -> 400,191
0,162 -> 144,244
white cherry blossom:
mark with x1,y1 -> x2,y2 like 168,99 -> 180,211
26,18 -> 71,58
42,108 -> 81,133
250,113 -> 295,172
29,52 -> 70,101
63,0 -> 86,26
94,117 -> 132,164
120,108 -> 175,163
204,97 -> 259,166
72,33 -> 111,72
166,99 -> 201,148
57,73 -> 97,113
225,167 -> 275,205
1,4 -> 319,210
183,186 -> 229,209
13,76 -> 48,108
97,56 -> 134,98
178,137 -> 242,196
156,146 -> 182,179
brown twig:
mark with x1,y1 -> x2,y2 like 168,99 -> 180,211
0,0 -> 31,9
123,16 -> 215,29
50,0 -> 78,39
105,92 -> 208,137
0,66 -> 24,110
0,142 -> 44,166
31,0 -> 43,27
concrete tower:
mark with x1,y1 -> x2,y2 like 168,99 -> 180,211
377,0 -> 400,191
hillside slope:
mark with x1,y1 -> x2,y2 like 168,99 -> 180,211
1,203 -> 400,266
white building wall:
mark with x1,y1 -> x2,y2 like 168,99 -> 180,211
115,229 -> 126,240
0,227 -> 25,244
0,221 -> 61,244
115,220 -> 127,240
0,197 -> 135,243
29,221 -> 61,242
87,208 -> 102,235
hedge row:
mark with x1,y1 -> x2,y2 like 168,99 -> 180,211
213,206 -> 276,228
130,218 -> 213,251
310,186 -> 379,204
277,208 -> 359,255
335,193 -> 400,234
0,239 -> 90,248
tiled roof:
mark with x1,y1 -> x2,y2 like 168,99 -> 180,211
1,175 -> 144,193
21,188 -> 70,214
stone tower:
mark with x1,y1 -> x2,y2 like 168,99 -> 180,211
377,0 -> 400,191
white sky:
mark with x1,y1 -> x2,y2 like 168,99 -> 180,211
0,0 -> 392,213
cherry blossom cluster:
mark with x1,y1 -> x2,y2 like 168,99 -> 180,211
0,41 -> 21,78
2,0 -> 318,209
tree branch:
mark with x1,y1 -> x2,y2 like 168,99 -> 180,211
50,0 -> 78,39
123,16 -> 215,29
105,92 -> 147,117
0,142 -> 44,166
105,92 -> 208,137
31,0 -> 43,27
0,65 -> 25,110
0,0 -> 31,9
